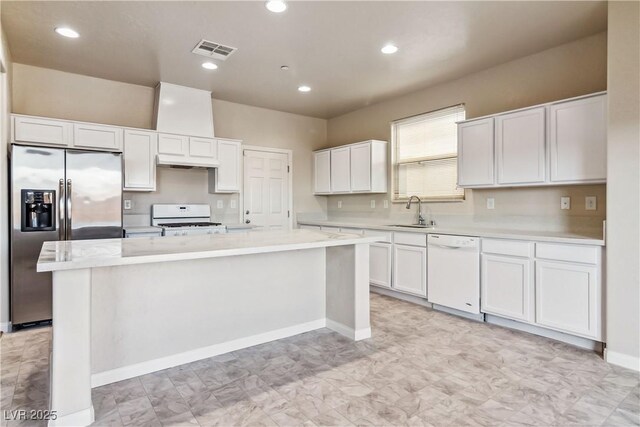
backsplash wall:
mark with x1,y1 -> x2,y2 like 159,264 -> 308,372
124,168 -> 240,225
324,184 -> 606,234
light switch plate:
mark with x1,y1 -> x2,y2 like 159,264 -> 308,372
370,200 -> 376,209
561,197 -> 571,210
216,200 -> 224,209
585,196 -> 597,211
337,201 -> 342,209
383,200 -> 389,209
230,199 -> 237,209
124,199 -> 132,210
486,198 -> 495,210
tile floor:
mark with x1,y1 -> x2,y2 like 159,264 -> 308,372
1,293 -> 639,426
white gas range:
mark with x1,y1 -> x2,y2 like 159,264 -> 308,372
151,204 -> 227,237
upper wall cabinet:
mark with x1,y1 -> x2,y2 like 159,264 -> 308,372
210,138 -> 241,193
457,92 -> 606,188
314,150 -> 331,194
123,129 -> 157,192
330,147 -> 351,193
73,123 -> 123,151
549,95 -> 607,183
13,116 -> 72,147
496,107 -> 546,185
457,118 -> 495,187
157,133 -> 189,157
314,140 -> 387,195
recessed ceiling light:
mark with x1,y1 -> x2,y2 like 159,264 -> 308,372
265,0 -> 287,13
280,65 -> 290,71
298,85 -> 311,93
202,62 -> 218,70
54,27 -> 79,38
381,44 -> 398,54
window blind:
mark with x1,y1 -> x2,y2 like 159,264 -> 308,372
392,105 -> 465,200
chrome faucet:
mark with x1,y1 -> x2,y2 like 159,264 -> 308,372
405,195 -> 426,226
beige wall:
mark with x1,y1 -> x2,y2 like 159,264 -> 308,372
0,25 -> 13,328
325,32 -> 608,229
606,1 -> 640,369
11,64 -> 328,225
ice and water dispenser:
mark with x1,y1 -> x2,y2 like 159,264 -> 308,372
21,190 -> 55,231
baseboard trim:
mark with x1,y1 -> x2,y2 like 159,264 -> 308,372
48,405 -> 94,427
605,349 -> 640,372
0,322 -> 12,333
486,314 -> 602,351
326,319 -> 371,341
91,319 -> 326,387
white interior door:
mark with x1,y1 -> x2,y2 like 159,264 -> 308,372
243,149 -> 290,230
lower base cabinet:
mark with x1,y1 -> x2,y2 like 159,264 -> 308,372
481,254 -> 534,323
370,243 -> 392,288
393,244 -> 427,297
535,260 -> 599,339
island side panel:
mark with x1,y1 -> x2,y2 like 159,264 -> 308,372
325,243 -> 371,340
90,248 -> 326,384
50,268 -> 94,427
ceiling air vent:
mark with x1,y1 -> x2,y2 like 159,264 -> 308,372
191,39 -> 237,61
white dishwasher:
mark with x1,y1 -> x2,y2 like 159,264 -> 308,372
427,234 -> 480,314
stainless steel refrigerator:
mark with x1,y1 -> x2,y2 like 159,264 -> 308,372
10,145 -> 122,326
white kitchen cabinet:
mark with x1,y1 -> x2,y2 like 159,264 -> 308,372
330,147 -> 351,193
549,94 -> 607,183
496,107 -> 546,185
211,138 -> 241,193
457,118 -> 495,187
314,150 -> 331,194
393,244 -> 427,297
370,243 -> 392,289
123,129 -> 157,191
189,136 -> 217,159
12,115 -> 72,147
158,133 -> 188,156
350,140 -> 388,193
314,140 -> 387,194
350,142 -> 371,192
481,254 -> 534,323
536,260 -> 600,339
73,123 -> 123,152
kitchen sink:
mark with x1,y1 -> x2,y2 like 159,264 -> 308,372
387,224 -> 433,229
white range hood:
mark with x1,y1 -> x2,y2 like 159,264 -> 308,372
153,82 -> 218,168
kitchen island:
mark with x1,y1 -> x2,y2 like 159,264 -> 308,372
37,229 -> 377,426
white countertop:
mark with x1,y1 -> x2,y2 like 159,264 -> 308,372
37,229 -> 378,272
298,219 -> 605,246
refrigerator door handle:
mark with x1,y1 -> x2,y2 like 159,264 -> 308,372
58,179 -> 66,240
66,179 -> 72,240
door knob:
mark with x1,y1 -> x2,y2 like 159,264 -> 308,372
245,219 -> 251,224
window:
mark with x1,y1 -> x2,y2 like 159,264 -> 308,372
392,105 -> 466,201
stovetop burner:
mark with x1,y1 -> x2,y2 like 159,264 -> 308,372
159,222 -> 223,228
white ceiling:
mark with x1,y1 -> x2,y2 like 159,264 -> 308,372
1,1 -> 607,119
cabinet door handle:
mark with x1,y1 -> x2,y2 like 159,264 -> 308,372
245,219 -> 251,224
246,210 -> 250,214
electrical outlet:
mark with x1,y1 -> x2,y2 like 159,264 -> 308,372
370,200 -> 376,209
561,197 -> 571,210
383,199 -> 389,209
585,196 -> 597,211
486,198 -> 495,210
230,199 -> 237,209
216,200 -> 224,209
124,199 -> 132,210
337,201 -> 342,209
